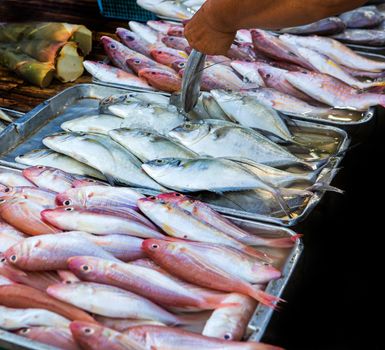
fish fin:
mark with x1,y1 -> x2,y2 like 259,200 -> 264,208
307,182 -> 344,194
255,234 -> 302,248
249,288 -> 284,309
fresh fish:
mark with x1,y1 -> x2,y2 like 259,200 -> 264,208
71,178 -> 109,188
107,101 -> 185,135
137,0 -> 194,20
150,47 -> 188,66
162,35 -> 190,52
41,207 -> 164,238
0,275 -> 14,285
4,232 -> 118,271
138,68 -> 182,92
57,270 -> 81,284
70,321 -> 145,350
17,326 -> 81,350
251,30 -> 314,70
95,316 -> 165,332
0,197 -> 61,235
125,56 -> 175,75
167,25 -> 185,37
109,128 -> 198,162
279,34 -> 385,72
61,114 -> 124,135
47,282 -> 190,325
285,70 -> 385,110
137,196 -> 275,260
67,256 -> 231,309
235,29 -> 252,43
129,21 -> 165,45
332,29 -> 385,47
0,284 -> 96,323
202,293 -> 257,341
280,17 -> 345,35
116,28 -> 152,57
43,132 -> 164,190
15,149 -> 105,180
100,36 -> 135,72
0,186 -> 56,208
0,220 -> 26,252
0,168 -> 35,187
143,239 -> 281,308
0,306 -> 70,330
55,185 -> 142,210
147,20 -> 176,34
125,325 -> 283,350
210,90 -> 293,141
168,120 -> 309,168
227,43 -> 256,61
22,166 -> 76,192
83,61 -> 154,89
230,60 -> 265,86
339,6 -> 383,29
201,93 -> 230,120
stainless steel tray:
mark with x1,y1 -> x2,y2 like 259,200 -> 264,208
0,164 -> 303,348
0,83 -> 349,226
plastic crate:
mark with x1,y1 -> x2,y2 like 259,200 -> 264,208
97,0 -> 157,22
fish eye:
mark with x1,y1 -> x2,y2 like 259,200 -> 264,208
224,333 -> 232,340
65,280 -> 73,284
65,207 -> 74,211
0,199 -> 5,204
155,159 -> 164,164
169,37 -> 174,41
184,123 -> 193,129
87,179 -> 96,183
10,255 -> 17,262
262,262 -> 270,266
178,62 -> 185,68
175,193 -> 181,197
134,59 -> 141,64
37,166 -> 44,169
0,257 -> 6,263
81,265 -> 90,271
157,51 -> 162,54
4,187 -> 10,193
126,35 -> 135,41
20,328 -> 30,334
151,244 -> 159,249
148,196 -> 156,200
151,72 -> 157,75
18,154 -> 24,157
266,74 -> 271,78
83,327 -> 94,335
63,200 -> 72,206
110,44 -> 116,49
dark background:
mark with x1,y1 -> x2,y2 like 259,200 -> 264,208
1,1 -> 383,349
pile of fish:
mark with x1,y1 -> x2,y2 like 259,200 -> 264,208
0,109 -> 20,132
0,164 -> 295,349
137,0 -> 205,20
84,20 -> 385,116
14,90 -> 342,219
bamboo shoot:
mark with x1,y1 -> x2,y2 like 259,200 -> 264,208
55,42 -> 84,82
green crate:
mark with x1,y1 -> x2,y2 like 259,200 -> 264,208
97,0 -> 157,22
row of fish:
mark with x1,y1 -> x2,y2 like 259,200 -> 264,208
0,164 -> 292,349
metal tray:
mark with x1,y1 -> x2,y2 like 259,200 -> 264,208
0,83 -> 349,226
0,164 -> 303,348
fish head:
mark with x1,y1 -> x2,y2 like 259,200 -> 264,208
67,256 -> 108,280
150,48 -> 187,62
141,238 -> 169,258
257,65 -> 286,85
126,57 -> 154,74
22,165 -> 50,181
138,69 -> 181,92
116,28 -> 138,43
156,192 -> 188,204
55,188 -> 82,207
70,321 -> 108,349
3,238 -> 33,269
0,186 -> 19,200
167,26 -> 184,37
100,36 -> 128,65
99,93 -> 138,112
171,59 -> 187,72
169,121 -> 209,145
41,207 -> 77,228
142,158 -> 184,178
253,263 -> 282,283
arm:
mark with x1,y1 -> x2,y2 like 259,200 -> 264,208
185,0 -> 367,55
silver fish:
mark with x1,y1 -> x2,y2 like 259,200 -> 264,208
280,17 -> 345,35
339,6 -> 384,29
332,29 -> 385,47
61,114 -> 124,135
201,93 -> 231,120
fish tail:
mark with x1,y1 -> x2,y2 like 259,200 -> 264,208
272,188 -> 294,219
258,234 -> 302,248
307,182 -> 344,194
249,288 -> 284,309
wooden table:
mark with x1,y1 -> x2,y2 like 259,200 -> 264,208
0,0 -> 126,112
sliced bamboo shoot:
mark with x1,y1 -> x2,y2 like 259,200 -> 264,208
55,42 -> 84,82
16,40 -> 66,63
71,25 -> 92,55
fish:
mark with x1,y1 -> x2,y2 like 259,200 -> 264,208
42,132 -> 164,190
0,168 -> 35,187
71,178 -> 109,188
57,270 -> 80,284
0,284 -> 96,323
116,27 -> 152,57
202,293 -> 257,341
167,25 -> 185,37
41,207 -> 164,238
142,239 -> 282,308
136,0 -> 194,20
67,256 -> 232,309
150,47 -> 188,66
15,149 -> 105,180
251,30 -> 314,70
125,56 -> 175,75
147,20 -> 176,34
168,120 -> 310,168
83,61 -> 154,89
70,321 -> 145,350
156,192 -> 299,248
109,128 -> 198,162
210,90 -> 293,142
47,282 -> 192,325
201,93 -> 230,120
162,35 -> 190,52
125,325 -> 283,349
107,100 -> 185,135
129,20 -> 165,45
137,196 -> 275,260
0,186 -> 56,207
332,29 -> 385,47
285,70 -> 385,110
138,68 -> 182,92
280,17 -> 346,35
230,60 -> 265,86
339,6 -> 384,29
22,166 -> 77,192
0,275 -> 14,285
0,196 -> 61,235
279,34 -> 385,72
235,29 -> 252,43
0,306 -> 70,330
227,43 -> 257,61
295,47 -> 385,90
61,114 -> 124,135
100,36 -> 135,72
4,232 -> 118,271
0,220 -> 26,253
55,185 -> 142,210
95,316 -> 165,332
16,326 -> 81,350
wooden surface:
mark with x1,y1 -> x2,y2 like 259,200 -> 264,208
0,0 -> 126,112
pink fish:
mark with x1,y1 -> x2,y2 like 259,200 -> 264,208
0,274 -> 14,285
161,36 -> 190,52
100,36 -> 137,72
150,47 -> 188,66
125,56 -> 175,74
94,316 -> 164,332
57,270 -> 81,284
0,186 -> 56,208
116,28 -> 152,57
0,220 -> 26,253
71,178 -> 109,188
167,26 -> 184,37
0,168 -> 35,187
147,20 -> 175,34
138,68 -> 181,92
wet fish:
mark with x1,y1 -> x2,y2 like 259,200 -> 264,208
71,178 -> 109,188
0,186 -> 56,208
150,47 -> 188,66
17,326 -> 81,350
162,35 -> 190,52
15,149 -> 105,180
61,114 -> 124,135
47,282 -> 190,325
230,60 -> 265,86
0,306 -> 70,330
147,20 -> 176,34
202,293 -> 257,341
67,256 -> 231,309
4,232 -> 118,271
201,93 -> 230,120
285,70 -> 385,110
41,207 -> 164,238
0,220 -> 26,253
125,56 -> 175,75
43,132 -> 163,190
70,321 -> 145,350
137,196 -> 275,260
339,6 -> 383,29
137,0 -> 194,20
139,68 -> 182,92
0,196 -> 61,235
116,27 -> 152,57
280,17 -> 345,35
279,34 -> 385,72
57,270 -> 80,284
227,43 -> 256,61
167,25 -> 185,37
95,316 -> 165,332
100,36 -> 135,72
332,29 -> 385,47
83,61 -> 154,89
109,128 -> 198,162
0,168 -> 35,187
129,21 -> 165,45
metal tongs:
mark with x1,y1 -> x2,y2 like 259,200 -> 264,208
170,49 -> 206,113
